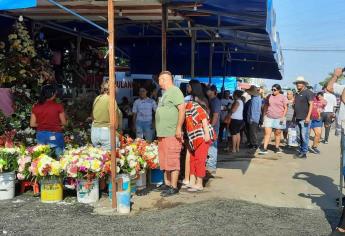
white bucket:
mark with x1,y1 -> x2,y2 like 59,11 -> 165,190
0,172 -> 15,200
288,128 -> 298,147
136,172 -> 147,190
77,179 -> 99,204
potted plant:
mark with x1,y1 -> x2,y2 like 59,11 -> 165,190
0,147 -> 21,200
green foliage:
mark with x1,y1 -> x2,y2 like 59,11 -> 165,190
319,73 -> 345,87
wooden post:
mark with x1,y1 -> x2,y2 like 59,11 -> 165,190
162,4 -> 167,71
108,0 -> 117,209
191,30 -> 195,78
208,43 -> 214,84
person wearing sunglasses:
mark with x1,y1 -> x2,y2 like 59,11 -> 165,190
259,84 -> 288,154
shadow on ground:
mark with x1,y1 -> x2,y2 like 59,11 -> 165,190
293,172 -> 341,229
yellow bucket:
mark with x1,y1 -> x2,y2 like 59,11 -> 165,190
40,179 -> 63,203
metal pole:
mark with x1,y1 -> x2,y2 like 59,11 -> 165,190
108,0 -> 117,209
191,30 -> 195,78
162,4 -> 167,71
208,43 -> 214,84
47,0 -> 108,34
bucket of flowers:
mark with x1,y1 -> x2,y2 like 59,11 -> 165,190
29,153 -> 63,203
17,145 -> 52,195
117,139 -> 148,193
60,146 -> 106,204
0,147 -> 21,200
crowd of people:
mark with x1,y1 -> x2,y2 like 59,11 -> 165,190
29,69 -> 340,198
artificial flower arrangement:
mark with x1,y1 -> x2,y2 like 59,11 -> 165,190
0,147 -> 21,173
17,145 -> 51,180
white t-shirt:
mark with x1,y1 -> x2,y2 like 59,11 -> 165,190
220,98 -> 233,121
132,98 -> 157,122
231,99 -> 244,120
323,92 -> 337,113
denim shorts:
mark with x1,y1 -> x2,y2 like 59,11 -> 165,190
310,119 -> 323,129
263,116 -> 286,130
36,131 -> 64,158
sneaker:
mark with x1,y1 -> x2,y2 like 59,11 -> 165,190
311,146 -> 321,154
160,187 -> 179,197
295,153 -> 307,159
258,148 -> 268,155
153,184 -> 170,192
323,140 -> 328,144
275,147 -> 283,154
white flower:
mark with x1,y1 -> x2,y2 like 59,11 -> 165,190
130,169 -> 137,176
129,160 -> 137,168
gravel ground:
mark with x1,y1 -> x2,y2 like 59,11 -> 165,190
0,195 -> 339,236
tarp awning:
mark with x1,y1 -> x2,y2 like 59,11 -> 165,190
0,0 -> 283,79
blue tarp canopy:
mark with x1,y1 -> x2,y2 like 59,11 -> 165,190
0,0 -> 36,10
0,0 -> 283,79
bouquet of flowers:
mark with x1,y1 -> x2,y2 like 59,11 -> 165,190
60,146 -> 108,181
17,153 -> 32,180
142,142 -> 159,169
117,139 -> 148,178
0,147 -> 21,173
27,145 -> 51,159
17,145 -> 51,180
29,154 -> 62,180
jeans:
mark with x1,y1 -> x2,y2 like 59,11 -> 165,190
36,131 -> 64,158
207,125 -> 219,171
296,119 -> 311,154
91,126 -> 111,150
136,120 -> 154,142
91,126 -> 120,151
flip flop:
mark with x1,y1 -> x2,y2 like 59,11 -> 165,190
187,187 -> 203,192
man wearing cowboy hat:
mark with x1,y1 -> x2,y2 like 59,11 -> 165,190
244,85 -> 262,149
293,76 -> 314,158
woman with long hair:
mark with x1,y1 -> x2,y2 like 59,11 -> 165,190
259,84 -> 288,154
30,84 -> 67,158
184,80 -> 214,192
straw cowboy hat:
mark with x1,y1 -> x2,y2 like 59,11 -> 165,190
245,85 -> 260,96
293,76 -> 309,85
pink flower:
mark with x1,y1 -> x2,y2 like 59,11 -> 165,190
17,173 -> 25,180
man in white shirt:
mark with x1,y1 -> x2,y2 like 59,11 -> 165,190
132,87 -> 157,141
322,88 -> 337,143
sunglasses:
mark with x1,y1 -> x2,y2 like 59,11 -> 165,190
271,88 -> 278,92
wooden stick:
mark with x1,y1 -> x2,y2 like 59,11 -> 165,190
108,0 -> 117,209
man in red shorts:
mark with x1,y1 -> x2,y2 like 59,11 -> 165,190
155,71 -> 185,197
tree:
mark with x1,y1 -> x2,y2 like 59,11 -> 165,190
319,72 -> 344,88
